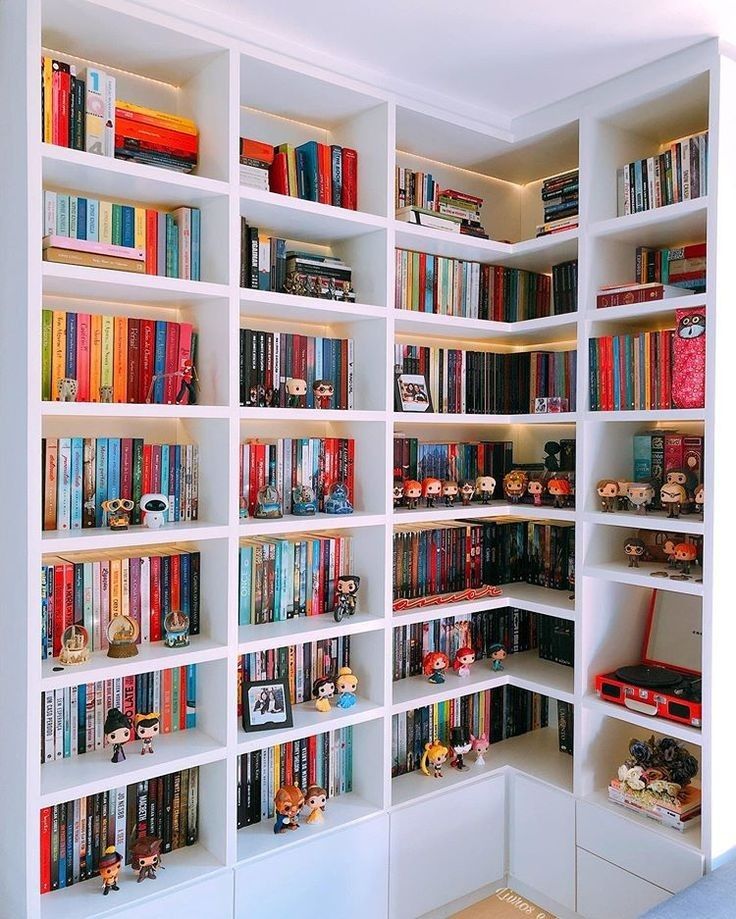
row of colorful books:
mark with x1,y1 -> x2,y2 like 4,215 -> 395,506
393,436 -> 513,484
394,343 -> 577,414
238,533 -> 352,625
41,437 -> 200,531
617,130 -> 708,216
41,666 -> 196,764
42,310 -> 198,404
635,242 -> 706,291
394,170 -> 488,238
43,191 -> 201,278
240,329 -> 354,409
40,768 -> 199,893
237,637 -> 350,709
391,686 -> 549,777
588,330 -> 686,411
239,437 -> 355,518
41,548 -> 201,660
237,728 -> 353,828
392,607 -> 543,682
537,170 -> 579,237
114,101 -> 198,173
483,520 -> 575,592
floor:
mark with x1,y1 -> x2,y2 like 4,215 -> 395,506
452,888 -> 556,919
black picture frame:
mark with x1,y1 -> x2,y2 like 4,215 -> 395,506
241,678 -> 293,733
394,372 -> 433,413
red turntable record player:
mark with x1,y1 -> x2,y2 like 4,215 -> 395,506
595,591 -> 702,727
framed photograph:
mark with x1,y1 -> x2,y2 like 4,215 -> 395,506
395,372 -> 433,413
241,679 -> 293,733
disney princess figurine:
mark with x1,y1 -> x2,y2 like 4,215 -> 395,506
273,786 -> 304,834
475,475 -> 497,504
335,666 -> 358,708
470,733 -> 489,766
305,785 -> 327,824
420,740 -> 449,778
450,726 -> 472,770
403,479 -> 422,510
423,650 -> 450,684
527,479 -> 544,507
422,477 -> 441,508
442,480 -> 459,507
104,708 -> 132,763
135,712 -> 160,755
312,676 -> 336,713
488,643 -> 506,672
503,470 -> 528,503
452,646 -> 476,677
459,480 -> 475,506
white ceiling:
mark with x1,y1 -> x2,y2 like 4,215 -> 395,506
139,0 -> 734,126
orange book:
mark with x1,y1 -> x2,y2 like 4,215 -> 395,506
89,314 -> 102,402
113,315 -> 128,403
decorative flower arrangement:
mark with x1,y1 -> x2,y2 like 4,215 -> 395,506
617,735 -> 699,807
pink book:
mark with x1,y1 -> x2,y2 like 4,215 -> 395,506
76,313 -> 91,401
176,323 -> 193,405
42,235 -> 145,261
163,321 -> 180,404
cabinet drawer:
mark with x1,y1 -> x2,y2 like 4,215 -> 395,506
577,799 -> 703,893
577,848 -> 671,919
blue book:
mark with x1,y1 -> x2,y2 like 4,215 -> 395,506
633,434 -> 653,481
165,214 -> 179,278
65,312 -> 77,380
181,552 -> 191,614
70,438 -> 84,529
160,445 -> 170,522
190,208 -> 200,281
86,198 -> 99,241
58,802 -> 67,887
94,438 -> 108,526
157,211 -> 167,277
239,546 -> 252,625
186,665 -> 196,728
76,196 -> 86,239
295,141 -> 318,200
172,444 -> 181,522
77,684 -> 86,753
106,437 -> 121,501
153,321 -> 167,403
121,205 -> 135,247
56,194 -> 70,236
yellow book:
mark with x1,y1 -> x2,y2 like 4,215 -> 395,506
100,315 -> 114,391
51,311 -> 66,399
43,57 -> 53,143
109,557 -> 121,618
113,315 -> 127,403
134,207 -> 146,250
99,201 -> 113,244
89,314 -> 102,402
116,100 -> 198,134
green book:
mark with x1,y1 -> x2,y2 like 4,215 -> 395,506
111,203 -> 122,246
41,310 -> 53,400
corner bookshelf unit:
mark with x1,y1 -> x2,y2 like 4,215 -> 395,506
1,2 -> 735,917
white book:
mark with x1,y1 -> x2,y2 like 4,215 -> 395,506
153,669 -> 161,715
646,156 -> 655,211
54,689 -> 63,760
112,676 -> 122,712
99,200 -> 113,244
43,691 -> 55,763
86,683 -> 95,751
121,556 -> 129,617
347,338 -> 354,409
92,561 -> 101,653
103,72 -> 116,157
44,190 -> 57,236
84,68 -> 106,156
83,561 -> 93,641
115,786 -> 127,855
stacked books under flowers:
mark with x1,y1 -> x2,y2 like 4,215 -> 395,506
240,138 -> 273,190
114,101 -> 198,173
536,169 -> 579,237
610,735 -> 700,832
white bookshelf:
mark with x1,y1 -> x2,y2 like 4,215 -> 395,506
1,1 -> 734,916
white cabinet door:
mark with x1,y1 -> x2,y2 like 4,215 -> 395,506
508,774 -> 575,911
577,848 -> 672,919
389,775 -> 505,919
235,815 -> 389,919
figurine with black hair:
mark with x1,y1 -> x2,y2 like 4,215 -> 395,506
334,574 -> 360,622
450,726 -> 472,770
104,708 -> 132,763
624,537 -> 646,568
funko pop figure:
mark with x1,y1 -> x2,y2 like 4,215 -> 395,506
459,480 -> 475,506
528,479 -> 544,507
420,740 -> 449,778
335,666 -> 358,708
104,707 -> 132,763
475,475 -> 497,504
674,542 -> 698,576
422,477 -> 442,508
663,537 -> 679,568
99,846 -> 123,895
624,536 -> 646,568
312,379 -> 335,409
503,470 -> 528,503
596,479 -> 619,513
627,482 -> 655,516
453,646 -> 476,677
135,712 -> 160,755
312,676 -> 336,713
423,650 -> 450,684
140,493 -> 169,529
393,479 -> 405,508
666,468 -> 694,491
547,477 -> 572,508
660,482 -> 688,518
131,836 -> 163,883
305,785 -> 327,824
617,480 -> 631,511
285,377 -> 307,408
101,497 -> 135,530
442,480 -> 459,507
470,733 -> 489,766
403,478 -> 422,510
488,643 -> 506,672
694,483 -> 704,519
274,785 -> 304,833
450,726 -> 472,770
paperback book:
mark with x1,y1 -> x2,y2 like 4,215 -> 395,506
617,131 -> 708,215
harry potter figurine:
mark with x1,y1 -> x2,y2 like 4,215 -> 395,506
528,479 -> 544,507
442,480 -> 459,507
694,483 -> 704,519
131,836 -> 163,882
548,477 -> 573,508
627,482 -> 655,515
334,574 -> 360,622
674,542 -> 698,576
312,379 -> 334,409
285,377 -> 307,408
393,479 -> 405,509
624,536 -> 646,568
459,480 -> 475,506
273,785 -> 304,834
403,479 -> 422,510
99,846 -> 123,896
104,708 -> 132,763
596,479 -> 619,512
661,482 -> 688,518
422,477 -> 441,508
503,470 -> 527,503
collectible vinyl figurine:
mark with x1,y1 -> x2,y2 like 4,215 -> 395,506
470,733 -> 489,766
393,479 -> 405,509
488,643 -> 506,671
528,479 -> 544,507
403,479 -> 422,510
450,726 -> 472,770
285,377 -> 307,408
174,358 -> 198,405
57,377 -> 78,402
273,785 -> 304,833
627,482 -> 655,516
666,468 -> 694,491
135,712 -> 160,755
420,740 -> 449,778
255,483 -> 283,518
617,480 -> 631,512
596,479 -> 619,513
503,470 -> 528,503
104,708 -> 132,763
164,609 -> 190,648
131,836 -> 163,882
106,614 -> 139,658
140,493 -> 169,528
335,666 -> 358,708
423,650 -> 450,684
100,385 -> 114,403
422,477 -> 442,508
694,483 -> 704,519
101,497 -> 135,530
324,482 -> 353,514
475,475 -> 497,504
453,646 -> 476,677
312,379 -> 334,409
674,542 -> 698,576
291,484 -> 317,515
334,574 -> 360,622
459,480 -> 475,506
99,846 -> 123,896
548,477 -> 573,508
663,537 -> 679,569
59,624 -> 90,665
661,482 -> 688,518
312,676 -> 336,713
442,480 -> 459,507
624,536 -> 646,568
305,785 -> 327,824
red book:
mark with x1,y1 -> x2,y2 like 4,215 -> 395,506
114,118 -> 198,153
76,313 -> 91,402
139,319 -> 156,404
62,562 -> 74,633
120,438 -> 133,501
142,444 -> 153,498
145,209 -> 158,274
127,318 -> 141,403
317,143 -> 332,205
40,807 -> 52,893
170,553 -> 181,611
683,436 -> 704,482
149,555 -> 162,643
667,271 -> 706,283
342,148 -> 358,210
163,321 -> 180,404
669,242 -> 706,260
269,152 -> 289,195
441,188 -> 484,205
58,70 -> 71,147
597,285 -> 664,308
115,135 -> 198,162
240,138 -> 274,163
115,107 -> 197,136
